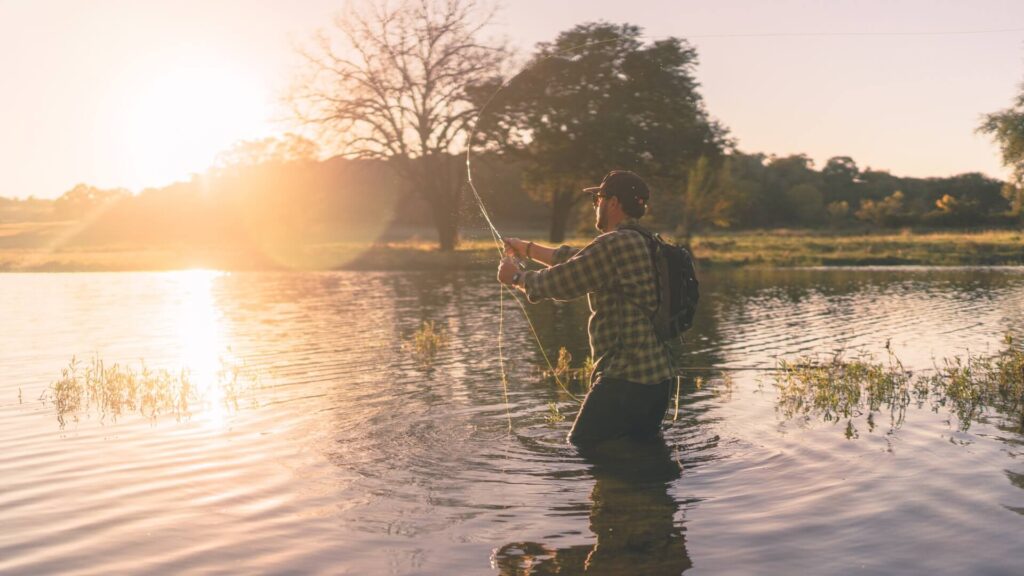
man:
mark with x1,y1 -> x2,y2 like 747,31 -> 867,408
497,170 -> 675,445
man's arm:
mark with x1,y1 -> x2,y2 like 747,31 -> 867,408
504,238 -> 577,267
517,233 -> 620,303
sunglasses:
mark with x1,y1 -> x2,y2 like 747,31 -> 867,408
590,192 -> 610,207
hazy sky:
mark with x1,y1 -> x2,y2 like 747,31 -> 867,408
4,0 -> 1024,199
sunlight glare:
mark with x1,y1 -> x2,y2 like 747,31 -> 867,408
170,269 -> 230,428
116,56 -> 271,190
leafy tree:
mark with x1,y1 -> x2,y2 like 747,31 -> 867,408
473,22 -> 728,241
825,201 -> 851,226
923,193 -> 985,227
758,154 -> 820,227
855,190 -> 907,228
821,156 -> 860,205
291,0 -> 508,250
979,84 -> 1024,186
53,184 -> 130,220
672,156 -> 734,246
1002,183 -> 1023,221
724,151 -> 768,227
785,183 -> 826,226
214,133 -> 319,168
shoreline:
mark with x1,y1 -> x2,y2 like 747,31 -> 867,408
1,229 -> 1021,272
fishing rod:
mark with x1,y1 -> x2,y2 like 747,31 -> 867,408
464,36 -> 641,411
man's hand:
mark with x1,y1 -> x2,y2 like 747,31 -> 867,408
504,238 -> 529,259
497,256 -> 520,286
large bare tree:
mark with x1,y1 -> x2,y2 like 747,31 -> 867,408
291,0 -> 507,250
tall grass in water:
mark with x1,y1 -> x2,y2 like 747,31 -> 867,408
539,348 -> 594,425
403,320 -> 448,366
543,347 -> 594,389
926,335 -> 1024,430
774,336 -> 1024,438
41,355 -> 261,428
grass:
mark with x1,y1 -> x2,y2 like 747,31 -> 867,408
403,320 -> 449,366
691,228 -> 1024,267
773,336 -> 1024,438
1,228 -> 1022,271
546,402 -> 566,425
538,347 -> 593,420
40,355 -> 262,428
542,347 -> 594,389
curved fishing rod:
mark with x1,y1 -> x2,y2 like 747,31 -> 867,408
465,34 -> 628,253
464,35 -> 635,409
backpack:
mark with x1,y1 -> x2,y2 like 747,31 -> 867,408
620,224 -> 700,341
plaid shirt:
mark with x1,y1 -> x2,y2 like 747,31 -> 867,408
522,218 -> 675,385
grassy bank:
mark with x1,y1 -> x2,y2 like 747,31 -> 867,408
692,229 -> 1024,267
1,228 -> 1021,272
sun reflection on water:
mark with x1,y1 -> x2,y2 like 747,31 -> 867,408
170,269 -> 231,428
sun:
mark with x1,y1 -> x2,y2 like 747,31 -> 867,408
113,53 -> 272,189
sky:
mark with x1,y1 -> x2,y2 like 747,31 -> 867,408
3,0 -> 1024,199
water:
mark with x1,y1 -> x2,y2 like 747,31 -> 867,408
1,268 -> 1023,575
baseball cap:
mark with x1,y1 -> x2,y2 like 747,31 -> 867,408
582,170 -> 650,204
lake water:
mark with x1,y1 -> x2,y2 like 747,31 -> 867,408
2,268 -> 1023,575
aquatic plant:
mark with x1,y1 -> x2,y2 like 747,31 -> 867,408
404,320 -> 448,366
546,402 -> 565,425
923,334 -> 1024,431
774,336 -> 1024,437
40,355 -> 261,428
542,347 -> 593,389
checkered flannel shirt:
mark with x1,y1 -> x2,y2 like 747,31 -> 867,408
522,218 -> 675,385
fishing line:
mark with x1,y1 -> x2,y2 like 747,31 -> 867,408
465,36 -> 633,415
497,284 -> 512,431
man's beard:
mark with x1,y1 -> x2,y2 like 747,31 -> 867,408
596,206 -> 607,232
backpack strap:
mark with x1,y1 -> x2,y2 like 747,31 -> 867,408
616,223 -> 670,338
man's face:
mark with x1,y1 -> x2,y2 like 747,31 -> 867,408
594,192 -> 613,232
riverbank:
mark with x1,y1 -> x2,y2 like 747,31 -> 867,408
1,229 -> 1021,272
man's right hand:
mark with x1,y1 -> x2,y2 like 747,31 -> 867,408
504,238 -> 529,259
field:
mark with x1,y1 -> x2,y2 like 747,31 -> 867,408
1,221 -> 1021,271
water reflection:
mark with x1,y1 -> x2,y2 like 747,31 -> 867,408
494,438 -> 689,575
6,268 -> 1024,574
169,269 -> 230,427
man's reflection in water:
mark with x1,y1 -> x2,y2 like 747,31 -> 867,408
494,438 -> 691,575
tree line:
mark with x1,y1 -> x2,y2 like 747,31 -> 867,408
3,0 -> 1022,249
3,145 -> 1017,244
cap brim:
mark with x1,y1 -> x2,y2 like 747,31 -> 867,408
581,186 -> 602,193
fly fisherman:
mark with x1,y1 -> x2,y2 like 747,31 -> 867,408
497,170 -> 675,445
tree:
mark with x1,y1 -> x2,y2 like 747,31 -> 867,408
474,22 -> 729,242
1002,183 -> 1023,221
214,133 -> 320,169
979,84 -> 1024,187
53,183 -> 130,220
821,155 -> 860,205
825,200 -> 851,227
672,156 -> 733,246
758,154 -> 820,227
924,193 -> 984,227
855,190 -> 907,228
724,151 -> 768,228
291,0 -> 507,250
785,182 -> 825,226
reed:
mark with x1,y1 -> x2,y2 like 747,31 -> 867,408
546,402 -> 566,425
774,336 -> 1024,437
542,347 -> 593,389
41,355 -> 261,428
404,320 -> 448,366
